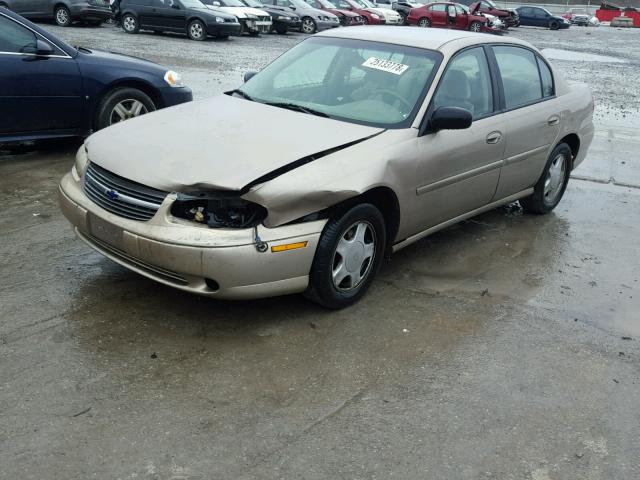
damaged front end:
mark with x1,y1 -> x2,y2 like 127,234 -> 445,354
170,191 -> 267,228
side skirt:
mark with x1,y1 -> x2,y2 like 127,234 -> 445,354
391,188 -> 533,253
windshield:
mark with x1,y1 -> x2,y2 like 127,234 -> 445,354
353,0 -> 374,7
308,0 -> 338,8
220,0 -> 245,6
240,37 -> 442,128
484,0 -> 496,7
243,0 -> 263,6
457,4 -> 469,13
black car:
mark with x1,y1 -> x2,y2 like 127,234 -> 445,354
0,0 -> 112,26
241,0 -> 300,33
0,7 -> 192,142
515,6 -> 570,30
120,0 -> 242,40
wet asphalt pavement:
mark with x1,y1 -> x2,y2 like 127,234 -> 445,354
1,23 -> 640,480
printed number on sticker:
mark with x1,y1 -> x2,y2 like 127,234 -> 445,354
362,57 -> 409,75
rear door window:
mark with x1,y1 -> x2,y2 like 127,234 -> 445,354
492,46 -> 543,109
537,57 -> 554,97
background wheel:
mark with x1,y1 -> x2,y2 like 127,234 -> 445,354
521,143 -> 572,214
549,20 -> 559,30
54,5 -> 72,26
121,13 -> 139,33
399,12 -> 407,25
95,87 -> 156,131
301,16 -> 317,34
275,25 -> 288,34
306,203 -> 386,309
187,19 -> 206,40
248,30 -> 260,36
469,21 -> 482,32
418,17 -> 431,27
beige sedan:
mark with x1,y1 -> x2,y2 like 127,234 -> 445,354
59,27 -> 594,308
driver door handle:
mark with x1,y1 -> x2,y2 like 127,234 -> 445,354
486,131 -> 502,144
547,115 -> 560,126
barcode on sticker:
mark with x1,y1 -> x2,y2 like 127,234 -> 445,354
362,57 -> 409,75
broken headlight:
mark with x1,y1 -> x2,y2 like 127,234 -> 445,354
170,191 -> 267,229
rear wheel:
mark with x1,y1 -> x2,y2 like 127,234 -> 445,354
95,87 -> 156,131
549,20 -> 559,30
301,16 -> 317,34
418,17 -> 431,27
122,13 -> 139,33
306,204 -> 386,309
54,5 -> 72,26
187,19 -> 206,40
469,20 -> 482,31
521,143 -> 572,214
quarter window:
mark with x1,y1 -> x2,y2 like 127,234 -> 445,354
493,46 -> 542,109
537,57 -> 554,97
0,16 -> 37,54
433,47 -> 493,120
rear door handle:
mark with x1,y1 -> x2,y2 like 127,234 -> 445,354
486,131 -> 502,144
547,115 -> 560,126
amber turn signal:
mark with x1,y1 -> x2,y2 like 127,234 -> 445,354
271,241 -> 308,253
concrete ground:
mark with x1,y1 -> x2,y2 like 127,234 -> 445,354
1,23 -> 639,480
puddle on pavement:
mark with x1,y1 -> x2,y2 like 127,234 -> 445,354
542,48 -> 628,64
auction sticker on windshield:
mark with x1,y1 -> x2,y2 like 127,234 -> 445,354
362,57 -> 409,75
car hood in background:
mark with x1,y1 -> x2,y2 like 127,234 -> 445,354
85,95 -> 383,192
208,6 -> 270,17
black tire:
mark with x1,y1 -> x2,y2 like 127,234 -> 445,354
399,12 -> 407,25
275,24 -> 288,34
301,16 -> 317,34
469,21 -> 482,32
54,5 -> 72,27
306,203 -> 386,309
521,143 -> 572,214
248,30 -> 260,36
87,20 -> 103,27
549,20 -> 559,30
95,87 -> 156,131
187,19 -> 206,41
121,13 -> 139,33
418,17 -> 431,27
362,16 -> 369,24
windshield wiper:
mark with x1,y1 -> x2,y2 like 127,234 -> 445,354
75,46 -> 92,53
228,89 -> 254,101
265,102 -> 329,118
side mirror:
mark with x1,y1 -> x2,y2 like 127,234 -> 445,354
429,107 -> 472,131
244,70 -> 257,82
35,39 -> 54,56
171,2 -> 180,8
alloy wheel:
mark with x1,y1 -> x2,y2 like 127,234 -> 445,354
109,99 -> 148,125
55,7 -> 69,26
302,18 -> 315,33
331,221 -> 376,292
543,153 -> 567,206
418,18 -> 430,27
123,15 -> 136,32
190,22 -> 204,40
470,21 -> 481,32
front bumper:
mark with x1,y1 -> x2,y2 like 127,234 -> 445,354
59,170 -> 326,300
207,21 -> 243,36
70,4 -> 113,21
157,86 -> 193,108
243,19 -> 273,33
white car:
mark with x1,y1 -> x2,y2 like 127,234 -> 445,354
203,0 -> 272,34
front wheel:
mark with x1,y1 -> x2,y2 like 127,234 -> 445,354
306,204 -> 386,309
521,143 -> 572,214
549,20 -> 559,30
54,5 -> 72,26
121,13 -> 139,33
469,21 -> 482,32
187,19 -> 206,40
418,17 -> 431,28
301,16 -> 317,34
275,24 -> 288,34
95,87 -> 156,131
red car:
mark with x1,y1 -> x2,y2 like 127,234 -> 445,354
304,0 -> 366,25
333,0 -> 386,24
407,2 -> 489,32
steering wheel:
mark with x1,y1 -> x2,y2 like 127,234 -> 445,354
373,89 -> 413,112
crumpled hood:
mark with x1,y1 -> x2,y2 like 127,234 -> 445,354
85,95 -> 383,192
367,7 -> 397,17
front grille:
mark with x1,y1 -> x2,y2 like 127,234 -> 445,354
84,162 -> 168,221
259,15 -> 270,21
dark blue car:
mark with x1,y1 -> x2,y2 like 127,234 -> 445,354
0,7 -> 193,142
514,6 -> 570,30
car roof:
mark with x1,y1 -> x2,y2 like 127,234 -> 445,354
316,26 -> 533,53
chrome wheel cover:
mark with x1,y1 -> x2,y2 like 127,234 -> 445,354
190,22 -> 204,39
543,153 -> 567,205
302,18 -> 315,33
123,16 -> 136,31
109,99 -> 148,125
331,221 -> 376,292
56,8 -> 69,24
418,19 -> 429,27
470,22 -> 481,31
